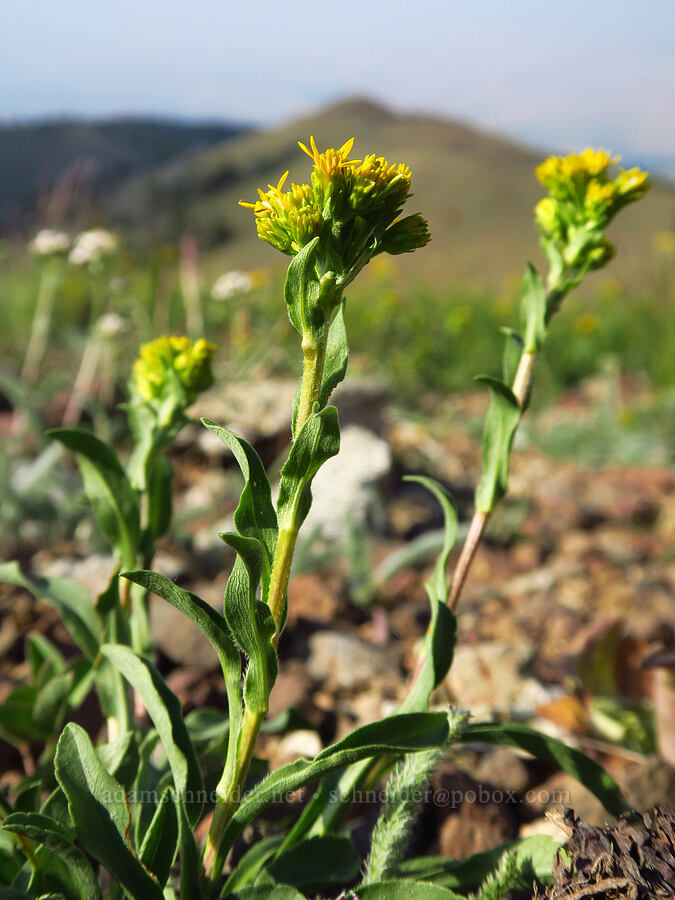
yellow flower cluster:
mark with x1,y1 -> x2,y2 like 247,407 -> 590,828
534,148 -> 649,277
132,336 -> 215,406
240,136 -> 428,268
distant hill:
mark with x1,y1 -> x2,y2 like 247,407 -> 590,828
106,97 -> 675,289
0,117 -> 249,231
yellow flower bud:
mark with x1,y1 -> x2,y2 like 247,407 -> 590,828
131,335 -> 215,407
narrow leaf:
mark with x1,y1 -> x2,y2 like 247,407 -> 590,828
283,236 -> 320,337
54,723 -> 163,899
521,263 -> 547,353
318,302 -> 349,409
464,722 -> 627,816
357,881 -> 461,898
47,428 -> 140,568
474,376 -> 521,514
219,712 -> 449,854
138,789 -> 178,887
0,563 -> 99,660
2,812 -> 102,900
266,835 -> 360,889
100,644 -> 204,825
277,405 -> 340,534
200,420 -> 277,601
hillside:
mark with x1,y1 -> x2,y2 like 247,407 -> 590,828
107,97 -> 675,289
0,117 -> 249,231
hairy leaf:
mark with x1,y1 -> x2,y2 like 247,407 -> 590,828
2,812 -> 102,900
219,712 -> 449,854
54,723 -> 163,899
277,405 -> 340,534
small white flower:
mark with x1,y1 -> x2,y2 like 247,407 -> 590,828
211,270 -> 254,300
30,229 -> 70,256
97,312 -> 128,337
69,229 -> 118,265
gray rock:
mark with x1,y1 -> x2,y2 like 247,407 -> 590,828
307,631 -> 397,690
40,553 -> 116,598
445,641 -> 549,718
297,425 -> 392,540
150,579 -> 224,667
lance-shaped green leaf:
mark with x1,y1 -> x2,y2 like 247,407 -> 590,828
54,723 -> 163,900
124,570 -> 244,797
201,420 -> 277,601
396,834 -> 560,889
145,455 -> 174,542
463,722 -> 627,816
32,670 -> 73,735
47,428 -> 140,569
97,731 -> 139,792
0,563 -> 99,660
398,476 -> 457,714
319,301 -> 349,409
26,633 -> 65,687
356,882 -> 461,899
101,644 -> 204,825
177,796 -> 203,900
92,572 -> 133,731
277,405 -> 340,534
222,886 -> 305,900
266,835 -> 361,891
283,236 -> 321,337
520,263 -> 547,354
1,812 -> 102,900
222,835 -> 285,893
0,685 -> 48,742
219,712 -> 449,854
474,376 -> 522,514
221,533 -> 277,714
138,789 -> 178,887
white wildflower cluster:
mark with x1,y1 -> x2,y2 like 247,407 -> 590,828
30,229 -> 71,257
96,312 -> 129,338
211,270 -> 254,300
69,229 -> 118,266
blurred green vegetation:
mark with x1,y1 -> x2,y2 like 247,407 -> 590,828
2,232 -> 674,464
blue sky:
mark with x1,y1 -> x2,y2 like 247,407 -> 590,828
2,0 -> 674,165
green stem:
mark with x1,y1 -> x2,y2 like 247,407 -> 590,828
203,708 -> 265,891
201,323 -> 330,889
295,331 -> 327,433
21,264 -> 60,383
448,345 -> 537,612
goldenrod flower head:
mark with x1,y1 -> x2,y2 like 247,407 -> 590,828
240,172 -> 322,255
536,148 -> 618,189
298,136 -> 361,181
350,154 -> 412,214
535,147 -> 648,280
131,335 -> 215,406
240,136 -> 429,286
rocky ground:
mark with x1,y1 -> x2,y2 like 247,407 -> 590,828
1,376 -> 674,872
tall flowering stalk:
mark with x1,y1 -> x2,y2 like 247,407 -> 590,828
195,137 -> 431,884
449,149 -> 649,609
